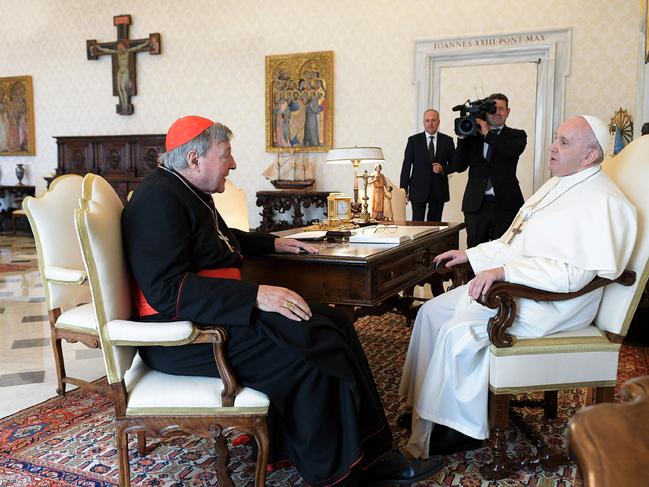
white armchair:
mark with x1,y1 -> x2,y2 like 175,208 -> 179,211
23,174 -> 102,395
75,173 -> 269,486
476,134 -> 649,479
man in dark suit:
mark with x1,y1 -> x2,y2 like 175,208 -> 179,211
449,93 -> 527,247
400,109 -> 456,221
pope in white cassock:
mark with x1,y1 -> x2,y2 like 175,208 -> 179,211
399,115 -> 637,458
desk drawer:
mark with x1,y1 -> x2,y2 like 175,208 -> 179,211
423,234 -> 458,257
377,248 -> 431,293
376,233 -> 458,295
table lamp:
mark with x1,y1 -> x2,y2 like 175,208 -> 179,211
325,146 -> 384,222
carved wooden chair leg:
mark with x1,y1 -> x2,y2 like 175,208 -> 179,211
595,385 -> 615,403
48,309 -> 66,395
51,331 -> 66,396
583,387 -> 596,407
544,390 -> 558,419
116,423 -> 131,487
254,421 -> 270,487
214,431 -> 233,487
136,431 -> 146,457
480,392 -> 512,480
510,406 -> 565,472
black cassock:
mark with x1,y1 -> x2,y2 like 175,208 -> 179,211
121,168 -> 392,485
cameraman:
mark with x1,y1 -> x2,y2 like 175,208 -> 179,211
449,93 -> 527,247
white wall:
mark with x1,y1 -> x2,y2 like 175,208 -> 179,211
0,0 -> 640,227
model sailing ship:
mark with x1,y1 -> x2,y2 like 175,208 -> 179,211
262,152 -> 315,189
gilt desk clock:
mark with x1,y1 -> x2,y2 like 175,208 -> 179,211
327,193 -> 353,222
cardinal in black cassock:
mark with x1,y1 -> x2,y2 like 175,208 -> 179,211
121,116 -> 441,486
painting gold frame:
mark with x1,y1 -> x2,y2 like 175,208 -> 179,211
0,75 -> 35,156
645,0 -> 649,63
265,50 -> 333,152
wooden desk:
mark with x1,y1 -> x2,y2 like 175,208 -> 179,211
242,222 -> 463,317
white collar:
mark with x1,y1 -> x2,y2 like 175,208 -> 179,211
556,165 -> 601,188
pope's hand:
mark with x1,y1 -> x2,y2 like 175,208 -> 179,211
274,238 -> 318,254
256,285 -> 312,321
468,267 -> 505,300
433,249 -> 468,268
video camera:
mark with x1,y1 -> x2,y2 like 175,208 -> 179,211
452,97 -> 497,137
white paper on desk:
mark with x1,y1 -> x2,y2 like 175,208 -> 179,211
285,230 -> 327,241
348,225 -> 441,244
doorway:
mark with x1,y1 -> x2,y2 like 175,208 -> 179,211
413,29 -> 571,247
439,62 -> 538,247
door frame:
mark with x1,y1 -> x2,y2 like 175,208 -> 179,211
414,28 -> 571,191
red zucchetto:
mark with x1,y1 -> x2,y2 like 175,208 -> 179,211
165,116 -> 214,151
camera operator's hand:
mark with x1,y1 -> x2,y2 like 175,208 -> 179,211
432,162 -> 443,174
476,118 -> 490,136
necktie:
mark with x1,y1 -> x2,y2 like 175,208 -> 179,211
485,129 -> 500,194
428,135 -> 435,162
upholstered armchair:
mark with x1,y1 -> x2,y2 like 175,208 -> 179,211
441,134 -> 649,479
23,174 -> 104,395
568,375 -> 649,486
75,173 -> 270,487
212,178 -> 250,231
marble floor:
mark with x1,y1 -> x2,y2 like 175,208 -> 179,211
0,232 -> 105,419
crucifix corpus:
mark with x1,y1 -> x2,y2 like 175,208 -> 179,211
87,14 -> 161,116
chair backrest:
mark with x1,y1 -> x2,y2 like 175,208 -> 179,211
596,135 -> 649,334
75,173 -> 135,383
391,187 -> 407,222
212,178 -> 249,231
23,175 -> 90,309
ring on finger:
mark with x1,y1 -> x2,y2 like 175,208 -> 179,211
283,301 -> 295,311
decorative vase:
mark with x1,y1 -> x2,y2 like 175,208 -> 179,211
15,164 -> 25,185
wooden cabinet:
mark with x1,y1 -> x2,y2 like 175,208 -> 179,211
52,134 -> 165,203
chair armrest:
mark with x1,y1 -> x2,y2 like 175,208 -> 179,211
44,266 -> 87,284
193,327 -> 239,407
107,320 -> 240,407
107,320 -> 198,345
480,269 -> 636,348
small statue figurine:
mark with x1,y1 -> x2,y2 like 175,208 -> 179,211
383,184 -> 394,221
369,164 -> 388,220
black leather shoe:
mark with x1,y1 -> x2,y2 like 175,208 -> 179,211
428,427 -> 483,456
396,413 -> 412,431
359,450 -> 443,485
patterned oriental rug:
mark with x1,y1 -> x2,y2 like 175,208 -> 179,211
1,312 -> 648,487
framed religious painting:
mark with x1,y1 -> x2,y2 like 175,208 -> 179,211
265,50 -> 333,152
0,75 -> 35,156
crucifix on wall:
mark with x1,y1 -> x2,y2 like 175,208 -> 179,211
86,14 -> 161,115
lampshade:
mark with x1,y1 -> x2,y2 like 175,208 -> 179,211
325,147 -> 384,167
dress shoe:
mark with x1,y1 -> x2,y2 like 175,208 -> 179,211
396,413 -> 412,431
428,427 -> 483,456
359,450 -> 443,485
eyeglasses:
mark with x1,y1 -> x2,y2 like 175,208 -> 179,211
361,224 -> 398,235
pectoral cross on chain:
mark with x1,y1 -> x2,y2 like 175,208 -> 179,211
86,15 -> 161,115
505,211 -> 528,245
506,225 -> 523,245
